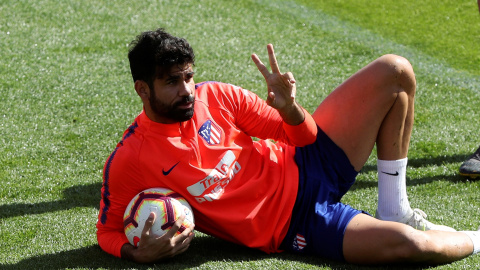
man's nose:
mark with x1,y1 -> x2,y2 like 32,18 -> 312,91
179,81 -> 192,96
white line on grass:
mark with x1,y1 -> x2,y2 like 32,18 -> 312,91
254,0 -> 480,93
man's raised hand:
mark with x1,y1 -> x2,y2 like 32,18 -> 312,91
252,44 -> 304,126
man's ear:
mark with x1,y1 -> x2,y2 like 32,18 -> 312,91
134,80 -> 150,101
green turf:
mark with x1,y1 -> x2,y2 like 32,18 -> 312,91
1,0 -> 479,269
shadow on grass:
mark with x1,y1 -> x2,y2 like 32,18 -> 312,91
0,153 -> 474,219
1,235 -> 426,270
0,182 -> 101,219
0,155 -> 466,269
360,153 -> 469,173
349,153 -> 473,192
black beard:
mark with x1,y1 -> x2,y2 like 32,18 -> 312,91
151,95 -> 195,123
168,96 -> 195,122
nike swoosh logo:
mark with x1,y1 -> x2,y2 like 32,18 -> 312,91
382,171 -> 399,176
162,161 -> 180,176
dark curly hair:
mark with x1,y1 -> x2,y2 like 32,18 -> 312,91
128,28 -> 195,87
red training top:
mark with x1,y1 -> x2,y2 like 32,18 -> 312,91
96,81 -> 317,258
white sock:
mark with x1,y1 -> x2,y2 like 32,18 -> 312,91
376,158 -> 411,221
461,230 -> 480,254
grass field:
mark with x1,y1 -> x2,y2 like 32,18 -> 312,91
1,0 -> 480,269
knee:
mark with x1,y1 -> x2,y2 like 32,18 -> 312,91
377,54 -> 416,96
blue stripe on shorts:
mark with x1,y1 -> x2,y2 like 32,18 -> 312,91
280,126 -> 368,261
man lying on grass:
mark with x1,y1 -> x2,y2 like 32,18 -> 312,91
97,28 -> 480,265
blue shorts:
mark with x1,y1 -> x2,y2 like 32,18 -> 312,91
280,126 -> 367,261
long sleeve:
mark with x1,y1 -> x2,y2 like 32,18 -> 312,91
96,225 -> 129,258
216,84 -> 317,146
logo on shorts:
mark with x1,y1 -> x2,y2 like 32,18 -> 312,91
293,233 -> 307,251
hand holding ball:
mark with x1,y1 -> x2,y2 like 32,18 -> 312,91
123,188 -> 195,247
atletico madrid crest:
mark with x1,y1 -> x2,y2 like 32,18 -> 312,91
199,120 -> 222,145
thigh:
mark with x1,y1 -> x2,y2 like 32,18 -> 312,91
343,213 -> 416,264
313,54 -> 414,170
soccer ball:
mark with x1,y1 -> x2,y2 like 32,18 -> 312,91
123,188 -> 194,247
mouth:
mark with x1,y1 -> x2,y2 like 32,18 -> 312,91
176,97 -> 195,109
177,102 -> 193,109
174,95 -> 195,110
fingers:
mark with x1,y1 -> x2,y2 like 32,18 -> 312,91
251,53 -> 270,80
167,214 -> 195,257
284,72 -> 296,98
134,212 -> 195,262
252,44 -> 281,77
252,44 -> 297,104
175,231 -> 195,255
267,44 -> 280,74
175,223 -> 195,251
285,71 -> 295,83
164,214 -> 195,239
267,91 -> 275,105
142,212 -> 156,236
164,213 -> 186,239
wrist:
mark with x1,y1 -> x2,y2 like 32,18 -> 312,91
121,243 -> 139,262
279,102 -> 304,126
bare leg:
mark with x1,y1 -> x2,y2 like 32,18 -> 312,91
313,54 -> 415,171
313,54 -> 457,230
343,214 -> 473,264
